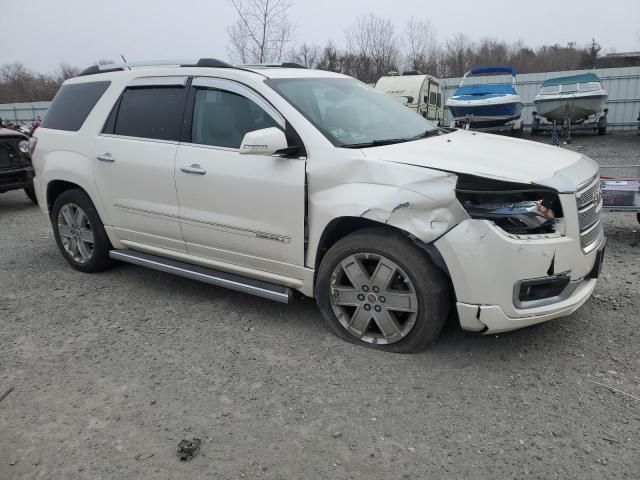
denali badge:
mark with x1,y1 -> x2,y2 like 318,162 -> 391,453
256,232 -> 289,243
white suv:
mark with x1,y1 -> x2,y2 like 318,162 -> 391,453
31,59 -> 606,352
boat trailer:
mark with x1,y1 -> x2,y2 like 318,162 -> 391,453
531,109 -> 608,143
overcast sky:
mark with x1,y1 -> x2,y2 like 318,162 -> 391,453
2,0 -> 639,73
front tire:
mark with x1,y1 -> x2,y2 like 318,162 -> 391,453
315,228 -> 450,353
51,189 -> 113,273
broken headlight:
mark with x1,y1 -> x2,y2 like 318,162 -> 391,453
455,175 -> 563,235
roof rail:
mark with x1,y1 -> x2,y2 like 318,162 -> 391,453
240,63 -> 307,69
78,58 -> 234,76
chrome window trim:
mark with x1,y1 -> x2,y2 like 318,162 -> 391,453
178,142 -> 239,153
98,133 -> 179,145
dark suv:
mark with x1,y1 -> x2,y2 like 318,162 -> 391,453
0,128 -> 37,203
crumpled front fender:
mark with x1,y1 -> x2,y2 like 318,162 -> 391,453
306,155 -> 469,268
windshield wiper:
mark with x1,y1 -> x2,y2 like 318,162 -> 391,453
409,128 -> 446,140
341,129 -> 446,149
341,138 -> 412,149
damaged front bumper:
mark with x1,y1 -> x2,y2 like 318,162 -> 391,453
434,217 -> 604,334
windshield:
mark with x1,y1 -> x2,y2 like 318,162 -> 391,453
266,77 -> 438,147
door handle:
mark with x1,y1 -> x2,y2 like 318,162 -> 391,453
180,164 -> 207,175
96,153 -> 115,162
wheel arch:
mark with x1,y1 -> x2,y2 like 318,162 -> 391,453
313,216 -> 452,284
47,180 -> 84,214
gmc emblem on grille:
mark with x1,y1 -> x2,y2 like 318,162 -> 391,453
594,182 -> 603,206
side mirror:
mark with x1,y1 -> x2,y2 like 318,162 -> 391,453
239,127 -> 288,156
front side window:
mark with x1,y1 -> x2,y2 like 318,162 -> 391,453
191,88 -> 279,149
113,87 -> 186,141
267,78 -> 438,147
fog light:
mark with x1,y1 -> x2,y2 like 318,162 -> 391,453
517,275 -> 570,303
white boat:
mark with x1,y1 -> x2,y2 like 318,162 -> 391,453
534,73 -> 607,124
446,66 -> 523,131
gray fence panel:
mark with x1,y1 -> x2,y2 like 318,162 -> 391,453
440,66 -> 640,130
0,101 -> 51,124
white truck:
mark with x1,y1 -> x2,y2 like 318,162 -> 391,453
375,72 -> 442,124
30,59 -> 605,352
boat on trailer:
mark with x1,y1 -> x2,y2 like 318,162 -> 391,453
446,66 -> 524,134
534,73 -> 607,124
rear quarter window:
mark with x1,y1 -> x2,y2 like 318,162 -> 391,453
41,81 -> 110,131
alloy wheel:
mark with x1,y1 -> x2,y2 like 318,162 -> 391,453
57,203 -> 95,264
329,253 -> 419,344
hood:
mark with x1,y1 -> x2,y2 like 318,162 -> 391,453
0,128 -> 28,139
361,130 -> 598,192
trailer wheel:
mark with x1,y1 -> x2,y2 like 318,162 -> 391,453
598,127 -> 607,136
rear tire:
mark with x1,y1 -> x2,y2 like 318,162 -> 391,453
51,189 -> 113,273
598,127 -> 607,136
315,228 -> 450,353
24,186 -> 38,204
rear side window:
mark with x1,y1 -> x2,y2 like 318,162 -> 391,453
112,87 -> 186,141
41,81 -> 110,131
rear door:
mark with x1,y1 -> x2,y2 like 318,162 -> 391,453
94,77 -> 188,252
426,79 -> 439,121
174,77 -> 306,276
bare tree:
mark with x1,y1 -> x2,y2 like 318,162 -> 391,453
288,42 -> 320,68
57,63 -> 81,81
226,0 -> 294,64
442,33 -> 474,77
402,19 -> 438,73
345,14 -> 399,83
316,41 -> 341,72
0,62 -> 61,103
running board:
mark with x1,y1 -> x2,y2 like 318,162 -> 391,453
109,250 -> 293,304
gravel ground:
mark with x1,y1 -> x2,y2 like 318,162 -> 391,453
1,132 -> 639,479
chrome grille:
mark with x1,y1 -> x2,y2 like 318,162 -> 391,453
578,203 -> 600,230
581,220 -> 602,247
576,180 -> 599,208
576,175 -> 603,251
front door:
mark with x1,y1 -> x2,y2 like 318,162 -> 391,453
174,78 -> 306,277
94,79 -> 188,252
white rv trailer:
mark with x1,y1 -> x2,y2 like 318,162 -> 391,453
375,72 -> 442,124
